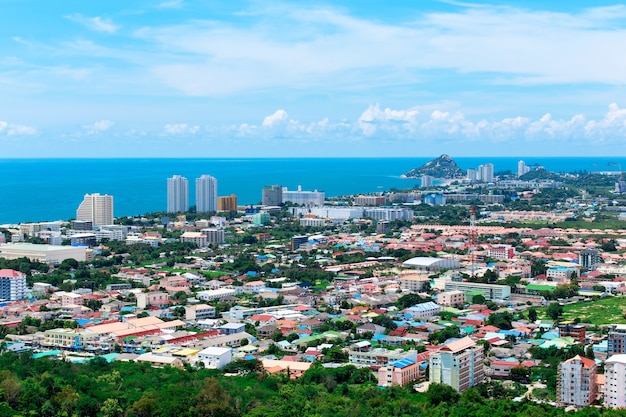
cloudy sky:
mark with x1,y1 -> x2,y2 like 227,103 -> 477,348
2,0 -> 626,157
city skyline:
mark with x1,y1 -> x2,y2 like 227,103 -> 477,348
2,1 -> 626,158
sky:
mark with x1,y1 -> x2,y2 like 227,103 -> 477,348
2,0 -> 626,157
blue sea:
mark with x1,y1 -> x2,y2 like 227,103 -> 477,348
1,157 -> 625,224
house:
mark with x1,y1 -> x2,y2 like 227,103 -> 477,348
196,346 -> 233,369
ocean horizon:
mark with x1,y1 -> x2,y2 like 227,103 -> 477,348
1,156 -> 625,224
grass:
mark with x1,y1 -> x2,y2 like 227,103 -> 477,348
538,296 -> 626,325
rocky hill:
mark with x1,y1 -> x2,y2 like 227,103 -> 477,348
402,154 -> 465,179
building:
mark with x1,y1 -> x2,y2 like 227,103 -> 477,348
546,266 -> 577,282
608,325 -> 626,356
517,160 -> 530,177
136,292 -> 169,309
398,274 -> 431,292
76,193 -> 113,226
0,269 -> 27,301
402,257 -> 460,272
185,304 -> 217,320
466,168 -> 477,183
252,212 -> 271,226
488,245 -> 515,260
180,232 -> 208,248
437,290 -> 465,307
167,175 -> 189,213
348,342 -> 418,369
403,302 -> 441,319
196,175 -> 218,213
557,324 -> 586,344
421,175 -> 434,188
423,194 -> 446,206
429,337 -> 485,392
262,184 -> 283,206
478,163 -> 494,183
605,354 -> 626,408
443,281 -> 511,301
201,228 -> 225,244
282,185 -> 325,206
217,194 -> 237,212
558,355 -> 597,407
354,195 -> 386,206
378,357 -> 422,387
0,243 -> 87,264
291,235 -> 309,251
196,346 -> 233,369
579,249 -> 602,270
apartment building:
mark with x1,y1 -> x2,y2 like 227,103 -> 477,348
429,337 -> 485,392
558,355 -> 597,408
605,354 -> 626,408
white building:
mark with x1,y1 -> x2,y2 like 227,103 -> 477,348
196,346 -> 233,369
76,193 -> 114,226
558,355 -> 597,408
478,163 -> 494,183
605,354 -> 626,408
196,175 -> 218,213
0,243 -> 87,264
0,269 -> 27,301
167,175 -> 188,213
185,304 -> 216,320
282,185 -> 325,206
197,288 -> 239,301
517,160 -> 530,177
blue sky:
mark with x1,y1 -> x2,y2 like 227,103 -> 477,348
2,0 -> 626,157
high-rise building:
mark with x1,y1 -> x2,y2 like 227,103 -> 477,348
196,175 -> 218,213
579,248 -> 602,270
76,193 -> 114,226
466,168 -> 477,183
421,175 -> 434,188
478,163 -> 494,183
557,355 -> 597,407
517,160 -> 530,177
605,354 -> 626,408
217,194 -> 238,212
0,269 -> 27,301
167,175 -> 188,213
262,184 -> 283,206
429,336 -> 485,392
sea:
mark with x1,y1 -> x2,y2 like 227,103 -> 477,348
1,157 -> 625,224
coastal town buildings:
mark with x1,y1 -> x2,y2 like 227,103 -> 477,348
0,269 -> 27,301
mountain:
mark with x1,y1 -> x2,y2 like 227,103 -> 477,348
402,154 -> 465,179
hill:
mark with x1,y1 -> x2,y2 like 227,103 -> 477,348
403,154 -> 465,179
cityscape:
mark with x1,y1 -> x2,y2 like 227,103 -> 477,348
0,155 -> 626,415
3,0 -> 626,416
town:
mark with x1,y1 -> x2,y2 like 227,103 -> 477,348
1,158 -> 626,416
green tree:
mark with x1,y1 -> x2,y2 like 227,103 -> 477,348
528,308 -> 538,322
546,302 -> 564,321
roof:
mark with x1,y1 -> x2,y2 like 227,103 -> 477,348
441,336 -> 476,353
390,358 -> 416,369
566,355 -> 596,369
402,257 -> 447,267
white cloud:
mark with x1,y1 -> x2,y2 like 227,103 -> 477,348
156,0 -> 184,9
262,110 -> 288,127
65,14 -> 119,34
163,123 -> 200,135
0,121 -> 37,136
82,120 -> 114,135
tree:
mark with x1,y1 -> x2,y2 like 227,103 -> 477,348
426,383 -> 460,406
472,294 -> 486,305
528,308 -> 538,323
546,302 -> 563,321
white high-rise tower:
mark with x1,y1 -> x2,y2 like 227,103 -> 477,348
196,175 -> 218,213
167,175 -> 189,213
76,193 -> 114,226
517,160 -> 530,177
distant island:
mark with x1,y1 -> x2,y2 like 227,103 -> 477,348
402,154 -> 465,179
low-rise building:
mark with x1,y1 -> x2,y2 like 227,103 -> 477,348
196,346 -> 233,369
437,290 -> 465,307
